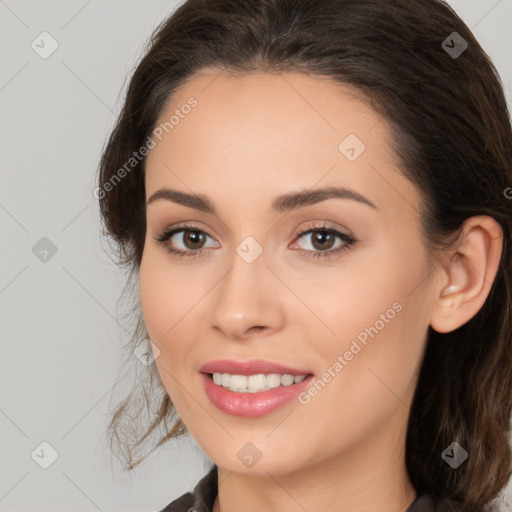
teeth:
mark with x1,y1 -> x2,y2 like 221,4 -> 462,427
211,372 -> 308,392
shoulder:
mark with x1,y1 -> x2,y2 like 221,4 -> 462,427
407,494 -> 457,512
157,472 -> 445,512
407,494 -> 436,512
158,490 -> 194,512
157,465 -> 218,512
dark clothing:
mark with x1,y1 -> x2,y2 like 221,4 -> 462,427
158,465 -> 438,512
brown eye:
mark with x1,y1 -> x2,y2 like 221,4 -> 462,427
292,224 -> 357,259
181,230 -> 207,250
309,230 -> 336,251
154,224 -> 219,258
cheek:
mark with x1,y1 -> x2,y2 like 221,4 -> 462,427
138,247 -> 198,410
293,278 -> 428,455
138,241 -> 216,401
287,246 -> 423,339
296,235 -> 430,380
138,243 -> 199,341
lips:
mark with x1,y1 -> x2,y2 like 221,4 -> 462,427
199,358 -> 314,377
200,372 -> 316,417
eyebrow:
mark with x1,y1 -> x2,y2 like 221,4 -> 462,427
146,185 -> 377,214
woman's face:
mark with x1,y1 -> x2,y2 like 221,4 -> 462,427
139,70 -> 439,475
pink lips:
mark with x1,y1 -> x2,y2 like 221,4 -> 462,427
199,359 -> 315,417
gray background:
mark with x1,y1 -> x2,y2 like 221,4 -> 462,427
1,1 -> 511,511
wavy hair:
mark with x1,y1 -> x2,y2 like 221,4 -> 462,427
96,1 -> 512,510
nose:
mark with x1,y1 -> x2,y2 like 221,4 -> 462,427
209,244 -> 285,341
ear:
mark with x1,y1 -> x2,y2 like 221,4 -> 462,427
429,215 -> 503,333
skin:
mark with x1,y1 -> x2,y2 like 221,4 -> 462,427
138,70 -> 503,512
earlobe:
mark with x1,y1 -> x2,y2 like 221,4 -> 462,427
430,216 -> 503,334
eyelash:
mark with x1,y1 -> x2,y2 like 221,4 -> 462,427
153,222 -> 357,260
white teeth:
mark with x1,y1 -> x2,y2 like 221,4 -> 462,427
211,372 -> 309,392
248,373 -> 266,389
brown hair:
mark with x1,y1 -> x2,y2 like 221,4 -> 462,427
96,1 -> 512,510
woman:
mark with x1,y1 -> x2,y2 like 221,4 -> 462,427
96,0 -> 512,511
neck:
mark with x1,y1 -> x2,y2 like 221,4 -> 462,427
212,406 -> 417,512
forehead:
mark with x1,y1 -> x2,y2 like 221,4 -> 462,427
144,70 -> 421,218
151,70 -> 381,155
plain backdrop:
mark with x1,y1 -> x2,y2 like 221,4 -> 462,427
1,1 -> 511,511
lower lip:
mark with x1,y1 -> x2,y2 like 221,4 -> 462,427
201,373 -> 315,417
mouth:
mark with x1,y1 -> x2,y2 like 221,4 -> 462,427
200,371 -> 316,417
202,371 -> 315,393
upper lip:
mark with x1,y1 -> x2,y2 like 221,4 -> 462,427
200,359 -> 313,376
